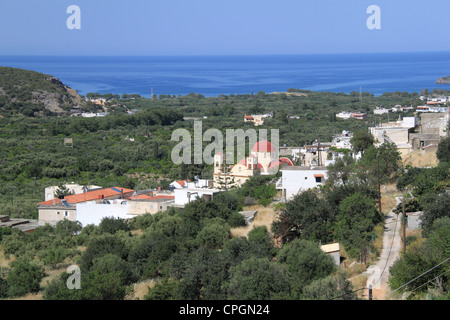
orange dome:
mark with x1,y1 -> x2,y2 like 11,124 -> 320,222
251,140 -> 275,152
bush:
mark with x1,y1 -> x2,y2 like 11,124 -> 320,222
144,278 -> 178,300
80,234 -> 128,272
7,259 -> 45,297
0,227 -> 12,242
436,137 -> 450,163
0,277 -> 9,299
254,185 -> 277,206
226,257 -> 291,300
91,253 -> 136,285
98,217 -> 131,235
196,219 -> 230,249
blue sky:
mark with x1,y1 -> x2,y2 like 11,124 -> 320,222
0,0 -> 449,56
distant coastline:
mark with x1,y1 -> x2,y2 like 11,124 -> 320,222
1,52 -> 449,97
436,76 -> 450,84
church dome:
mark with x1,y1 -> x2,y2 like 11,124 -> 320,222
251,140 -> 275,152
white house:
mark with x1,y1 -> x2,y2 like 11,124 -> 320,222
374,107 -> 392,115
174,187 -> 222,207
76,200 -> 137,227
336,111 -> 353,120
169,179 -> 190,189
276,166 -> 327,201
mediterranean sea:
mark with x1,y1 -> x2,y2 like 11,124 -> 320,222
0,52 -> 449,97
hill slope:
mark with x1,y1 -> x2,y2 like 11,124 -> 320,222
0,66 -> 84,116
436,76 -> 450,84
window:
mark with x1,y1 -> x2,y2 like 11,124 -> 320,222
314,174 -> 324,183
64,211 -> 69,217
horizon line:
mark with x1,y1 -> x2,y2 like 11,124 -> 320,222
0,50 -> 449,58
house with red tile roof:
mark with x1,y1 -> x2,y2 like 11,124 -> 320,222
38,187 -> 135,226
169,179 -> 190,189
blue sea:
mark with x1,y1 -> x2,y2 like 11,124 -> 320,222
0,52 -> 449,97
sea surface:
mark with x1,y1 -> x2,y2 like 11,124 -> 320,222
0,52 -> 449,97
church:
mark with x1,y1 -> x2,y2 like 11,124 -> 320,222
213,140 -> 294,189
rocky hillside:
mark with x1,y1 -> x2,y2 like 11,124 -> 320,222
0,66 -> 86,116
436,76 -> 450,84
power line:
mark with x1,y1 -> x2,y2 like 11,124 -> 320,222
406,269 -> 450,297
385,256 -> 450,298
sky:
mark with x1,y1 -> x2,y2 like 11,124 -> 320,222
0,0 -> 449,56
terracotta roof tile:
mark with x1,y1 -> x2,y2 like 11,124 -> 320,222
38,187 -> 134,205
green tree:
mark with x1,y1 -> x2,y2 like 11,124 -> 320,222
79,270 -> 128,300
276,239 -> 336,298
53,183 -> 73,199
272,190 -> 334,244
302,272 -> 357,300
420,193 -> 450,236
55,219 -> 82,236
80,234 -> 128,272
0,277 -> 9,298
226,257 -> 291,300
196,218 -> 230,249
334,192 -> 381,258
350,130 -> 374,154
144,277 -> 178,300
326,154 -> 355,186
7,259 -> 45,297
436,137 -> 450,163
247,226 -> 276,259
389,218 -> 450,297
254,184 -> 277,206
91,253 -> 136,285
99,217 -> 131,235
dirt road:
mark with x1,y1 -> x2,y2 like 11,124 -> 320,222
364,197 -> 403,300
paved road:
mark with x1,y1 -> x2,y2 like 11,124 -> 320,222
364,197 -> 403,300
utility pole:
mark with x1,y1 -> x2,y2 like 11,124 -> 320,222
317,137 -> 321,167
402,197 -> 407,253
377,153 -> 382,215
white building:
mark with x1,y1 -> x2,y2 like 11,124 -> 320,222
276,166 -> 327,201
374,107 -> 392,115
174,187 -> 223,207
169,179 -> 213,190
336,111 -> 353,120
81,112 -> 108,118
76,200 -> 137,227
321,243 -> 341,266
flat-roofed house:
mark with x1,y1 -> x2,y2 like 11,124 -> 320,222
321,243 -> 341,266
276,166 -> 327,201
127,194 -> 175,215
